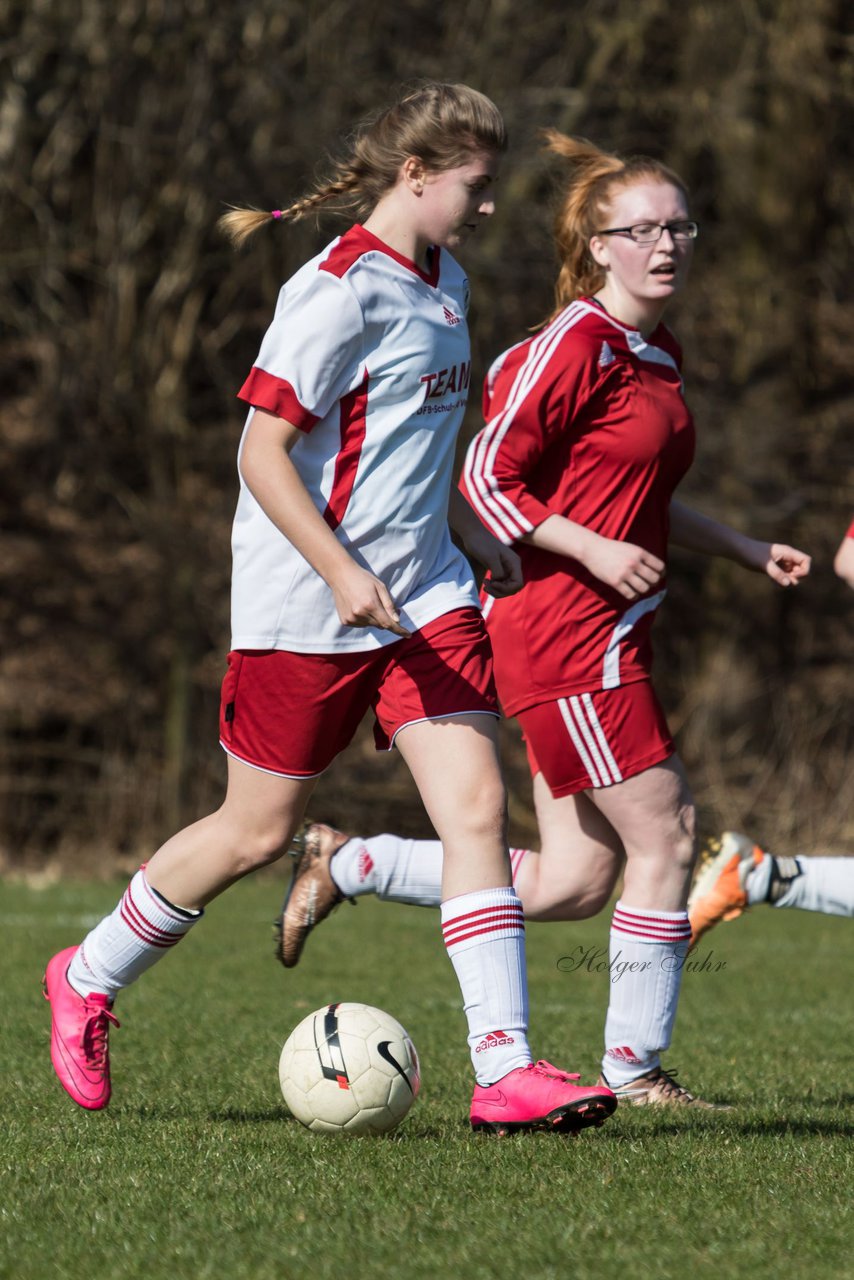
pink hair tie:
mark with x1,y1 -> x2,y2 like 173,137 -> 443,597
271,209 -> 283,220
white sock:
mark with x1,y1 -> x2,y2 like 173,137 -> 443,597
330,835 -> 533,909
330,835 -> 443,906
602,901 -> 692,1085
441,887 -> 532,1085
68,867 -> 202,1000
746,855 -> 854,916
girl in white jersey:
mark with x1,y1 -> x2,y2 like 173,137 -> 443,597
277,132 -> 829,1110
44,85 -> 617,1135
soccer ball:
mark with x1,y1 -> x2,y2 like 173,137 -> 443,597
278,1002 -> 421,1134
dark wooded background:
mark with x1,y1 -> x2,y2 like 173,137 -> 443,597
2,0 -> 851,872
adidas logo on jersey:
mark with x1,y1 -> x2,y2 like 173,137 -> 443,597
443,305 -> 462,326
606,1044 -> 643,1065
475,1030 -> 516,1053
598,341 -> 616,368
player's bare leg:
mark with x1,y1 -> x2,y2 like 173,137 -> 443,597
582,754 -> 727,1107
283,771 -> 624,936
46,758 -> 315,1108
396,713 -> 616,1133
513,774 -> 624,920
145,756 -> 316,909
587,755 -> 727,1106
590,754 -> 696,913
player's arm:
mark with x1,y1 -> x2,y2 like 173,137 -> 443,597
464,337 -> 663,602
669,499 -> 811,587
833,528 -> 854,589
521,516 -> 665,602
240,409 -> 409,635
448,489 -> 522,597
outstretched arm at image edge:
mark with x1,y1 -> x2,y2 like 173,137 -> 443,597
833,533 -> 854,589
669,499 -> 811,587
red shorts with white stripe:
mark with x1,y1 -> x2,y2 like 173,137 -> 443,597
516,681 -> 674,797
218,607 -> 498,778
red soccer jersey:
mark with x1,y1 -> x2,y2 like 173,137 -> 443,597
461,298 -> 696,714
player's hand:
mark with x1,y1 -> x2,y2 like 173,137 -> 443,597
463,527 -> 523,597
581,534 -> 665,600
331,564 -> 411,637
741,540 -> 812,587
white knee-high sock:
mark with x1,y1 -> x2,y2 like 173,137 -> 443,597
602,901 -> 692,1085
746,855 -> 854,916
441,887 -> 532,1085
330,834 -> 533,909
68,867 -> 202,1000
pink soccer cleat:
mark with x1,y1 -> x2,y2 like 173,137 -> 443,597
470,1060 -> 617,1135
43,946 -> 119,1110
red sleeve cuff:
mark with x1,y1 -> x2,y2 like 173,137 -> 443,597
237,367 -> 320,432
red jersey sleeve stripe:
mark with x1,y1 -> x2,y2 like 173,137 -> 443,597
322,370 -> 369,531
463,302 -> 590,543
237,366 -> 320,432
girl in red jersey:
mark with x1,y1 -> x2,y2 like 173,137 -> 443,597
44,88 -> 617,1134
278,132 -> 815,1107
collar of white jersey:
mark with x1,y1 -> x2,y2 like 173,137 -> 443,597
342,223 -> 442,288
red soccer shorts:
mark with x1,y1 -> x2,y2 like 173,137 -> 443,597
218,607 -> 498,778
517,680 -> 674,797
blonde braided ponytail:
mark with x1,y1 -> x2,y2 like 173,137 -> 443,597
219,82 -> 507,249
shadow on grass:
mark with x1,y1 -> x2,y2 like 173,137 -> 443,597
206,1109 -> 459,1140
208,1107 -> 294,1123
119,1103 -> 854,1140
601,1115 -> 854,1139
204,1111 -> 854,1140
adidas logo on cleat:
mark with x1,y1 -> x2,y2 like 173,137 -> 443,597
475,1030 -> 516,1053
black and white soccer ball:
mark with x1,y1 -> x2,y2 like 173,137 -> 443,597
278,1002 -> 421,1134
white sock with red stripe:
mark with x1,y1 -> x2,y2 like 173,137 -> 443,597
441,887 -> 532,1085
330,834 -> 443,906
602,900 -> 692,1085
330,834 -> 532,909
67,867 -> 202,1000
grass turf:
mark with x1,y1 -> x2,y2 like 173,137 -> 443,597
2,876 -> 852,1279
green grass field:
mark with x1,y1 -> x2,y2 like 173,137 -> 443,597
2,876 -> 851,1280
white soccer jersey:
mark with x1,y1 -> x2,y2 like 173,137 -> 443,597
231,224 -> 479,652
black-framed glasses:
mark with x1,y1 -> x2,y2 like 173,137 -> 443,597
597,220 -> 699,245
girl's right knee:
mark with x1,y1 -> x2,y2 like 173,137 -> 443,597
224,816 -> 297,876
